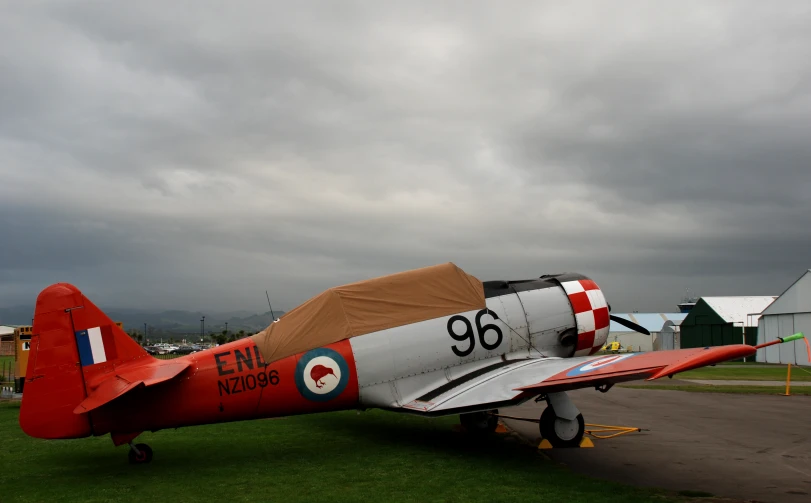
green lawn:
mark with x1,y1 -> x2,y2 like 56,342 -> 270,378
621,384 -> 810,396
718,361 -> 781,366
0,401 -> 698,503
675,366 -> 809,381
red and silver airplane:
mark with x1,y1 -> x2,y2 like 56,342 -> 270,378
19,263 -> 804,463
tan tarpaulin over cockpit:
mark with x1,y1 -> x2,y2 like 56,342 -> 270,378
250,262 -> 485,364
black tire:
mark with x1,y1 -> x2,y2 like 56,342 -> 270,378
128,443 -> 153,464
539,406 -> 585,448
459,410 -> 499,435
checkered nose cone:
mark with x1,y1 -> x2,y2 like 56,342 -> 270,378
559,279 -> 610,356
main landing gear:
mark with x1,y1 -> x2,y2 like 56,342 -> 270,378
487,392 -> 587,448
128,442 -> 153,464
537,392 -> 585,447
538,393 -> 586,447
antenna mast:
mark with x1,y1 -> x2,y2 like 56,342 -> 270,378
265,291 -> 277,321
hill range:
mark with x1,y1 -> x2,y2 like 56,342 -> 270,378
0,305 -> 285,336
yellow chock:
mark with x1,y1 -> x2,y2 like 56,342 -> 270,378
538,437 -> 595,449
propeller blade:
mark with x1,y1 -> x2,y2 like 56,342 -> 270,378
609,315 -> 651,335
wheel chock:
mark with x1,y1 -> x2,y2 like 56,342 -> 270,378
537,437 -> 595,449
495,423 -> 509,434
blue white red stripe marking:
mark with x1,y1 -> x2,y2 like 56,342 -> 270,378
75,327 -> 107,366
565,353 -> 637,377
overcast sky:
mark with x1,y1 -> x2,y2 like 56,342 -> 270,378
2,1 -> 810,316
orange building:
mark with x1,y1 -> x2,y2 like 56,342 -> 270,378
14,326 -> 33,393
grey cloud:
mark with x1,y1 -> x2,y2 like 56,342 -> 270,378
1,1 -> 810,315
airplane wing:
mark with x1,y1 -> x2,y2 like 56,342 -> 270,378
396,335 -> 805,416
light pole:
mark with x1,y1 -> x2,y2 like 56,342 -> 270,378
200,316 -> 205,340
225,321 -> 228,336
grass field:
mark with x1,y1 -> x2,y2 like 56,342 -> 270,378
621,384 -> 810,395
718,361 -> 782,366
675,366 -> 809,381
617,360 -> 810,394
0,401 -> 706,503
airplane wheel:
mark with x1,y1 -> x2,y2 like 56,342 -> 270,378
128,443 -> 153,464
539,406 -> 584,448
459,410 -> 499,435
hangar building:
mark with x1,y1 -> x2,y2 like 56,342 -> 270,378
653,319 -> 683,351
1,325 -> 14,356
680,297 -> 777,356
608,313 -> 688,352
756,270 -> 811,366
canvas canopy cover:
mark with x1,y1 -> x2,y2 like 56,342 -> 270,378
250,262 -> 485,364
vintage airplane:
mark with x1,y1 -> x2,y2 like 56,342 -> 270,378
19,262 -> 805,464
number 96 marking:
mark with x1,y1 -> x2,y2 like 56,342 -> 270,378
447,309 -> 503,357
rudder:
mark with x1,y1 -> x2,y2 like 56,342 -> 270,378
19,283 -> 150,439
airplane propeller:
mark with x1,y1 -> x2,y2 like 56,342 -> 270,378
609,314 -> 651,336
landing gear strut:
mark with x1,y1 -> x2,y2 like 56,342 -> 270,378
128,442 -> 153,464
459,409 -> 499,435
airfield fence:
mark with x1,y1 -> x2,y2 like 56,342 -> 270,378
1,359 -> 14,392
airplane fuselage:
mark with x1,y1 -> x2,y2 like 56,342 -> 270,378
86,274 -> 610,437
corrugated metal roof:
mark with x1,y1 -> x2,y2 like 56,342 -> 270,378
609,313 -> 688,333
702,296 -> 777,326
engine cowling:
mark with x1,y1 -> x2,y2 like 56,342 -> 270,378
482,273 -> 611,358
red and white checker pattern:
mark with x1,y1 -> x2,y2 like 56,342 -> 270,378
560,279 -> 610,356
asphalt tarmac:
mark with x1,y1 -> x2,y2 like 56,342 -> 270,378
499,386 -> 811,503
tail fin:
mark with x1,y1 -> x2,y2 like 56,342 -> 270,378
19,283 -> 151,439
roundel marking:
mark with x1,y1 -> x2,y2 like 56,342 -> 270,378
295,347 -> 350,402
565,353 -> 637,377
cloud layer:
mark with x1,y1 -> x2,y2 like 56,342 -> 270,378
2,1 -> 810,314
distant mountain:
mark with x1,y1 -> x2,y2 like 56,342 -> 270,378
0,305 -> 285,335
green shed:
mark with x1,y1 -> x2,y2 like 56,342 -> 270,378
680,297 -> 777,355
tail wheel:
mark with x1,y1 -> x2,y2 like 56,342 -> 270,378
128,443 -> 153,464
539,406 -> 585,448
459,410 -> 499,435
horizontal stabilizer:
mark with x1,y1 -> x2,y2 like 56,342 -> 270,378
73,360 -> 190,414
